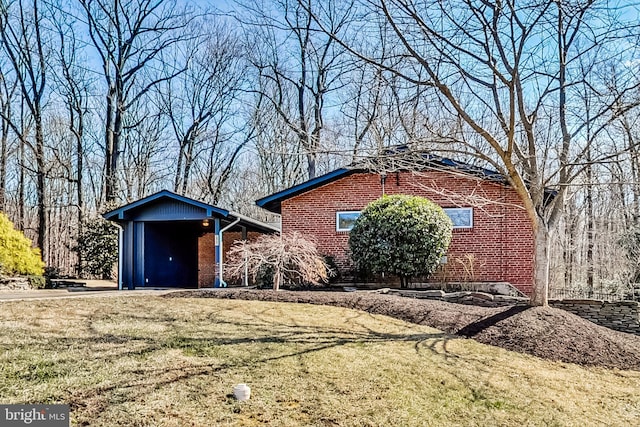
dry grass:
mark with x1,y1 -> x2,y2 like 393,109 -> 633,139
0,296 -> 638,426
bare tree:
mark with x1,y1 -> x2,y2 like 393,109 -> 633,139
308,0 -> 640,305
119,103 -> 168,202
0,64 -> 17,212
159,22 -> 249,200
341,61 -> 440,159
237,0 -> 351,179
253,107 -> 307,194
48,9 -> 93,276
78,0 -> 192,205
0,0 -> 49,257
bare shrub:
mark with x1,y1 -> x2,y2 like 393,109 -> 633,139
226,232 -> 329,290
455,254 -> 486,284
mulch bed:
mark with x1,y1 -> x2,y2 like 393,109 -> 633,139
165,289 -> 640,371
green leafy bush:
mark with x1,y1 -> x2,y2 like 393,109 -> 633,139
348,194 -> 453,287
78,217 -> 118,279
0,212 -> 45,276
27,275 -> 47,289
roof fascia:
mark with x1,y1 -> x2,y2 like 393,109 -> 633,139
255,168 -> 353,213
228,211 -> 280,233
254,152 -> 558,214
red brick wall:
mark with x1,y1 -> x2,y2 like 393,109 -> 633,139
198,232 -> 216,288
198,231 -> 264,288
223,231 -> 262,254
281,171 -> 534,294
222,230 -> 263,286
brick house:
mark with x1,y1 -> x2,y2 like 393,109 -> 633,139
257,154 -> 542,295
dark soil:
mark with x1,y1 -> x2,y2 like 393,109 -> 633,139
165,289 -> 640,371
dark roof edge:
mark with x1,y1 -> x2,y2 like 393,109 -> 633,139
102,190 -> 279,233
228,210 -> 281,233
255,168 -> 355,214
255,152 -> 558,213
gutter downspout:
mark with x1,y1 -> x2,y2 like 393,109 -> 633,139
218,217 -> 241,287
114,223 -> 124,291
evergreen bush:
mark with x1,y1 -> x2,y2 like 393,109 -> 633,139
78,217 -> 118,279
27,275 -> 47,289
348,194 -> 453,287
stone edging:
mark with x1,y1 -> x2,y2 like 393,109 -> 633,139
387,289 -> 529,307
389,288 -> 640,335
549,299 -> 640,336
0,276 -> 31,291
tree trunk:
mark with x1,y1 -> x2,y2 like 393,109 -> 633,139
531,224 -> 551,306
17,125 -> 25,231
0,116 -> 6,211
173,142 -> 185,193
563,201 -> 576,291
586,171 -> 595,298
400,276 -> 410,289
104,87 -> 122,204
35,114 -> 47,259
104,88 -> 116,204
273,266 -> 282,291
307,154 -> 316,180
74,100 -> 84,277
180,140 -> 195,196
0,78 -> 9,211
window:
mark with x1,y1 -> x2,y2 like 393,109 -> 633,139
336,211 -> 361,232
443,207 -> 473,229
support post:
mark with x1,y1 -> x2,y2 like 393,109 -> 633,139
114,223 -> 123,290
214,218 -> 221,287
217,217 -> 241,288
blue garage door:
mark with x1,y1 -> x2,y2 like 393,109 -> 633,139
144,222 -> 198,287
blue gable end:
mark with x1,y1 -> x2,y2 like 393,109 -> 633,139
103,190 -> 229,221
125,199 -> 209,221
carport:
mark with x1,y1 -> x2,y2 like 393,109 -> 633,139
103,190 -> 279,290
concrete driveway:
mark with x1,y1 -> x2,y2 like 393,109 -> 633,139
0,280 -> 178,301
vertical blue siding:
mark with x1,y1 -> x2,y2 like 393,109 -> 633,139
134,222 -> 145,287
214,218 -> 221,287
128,200 -> 208,221
121,221 -> 134,290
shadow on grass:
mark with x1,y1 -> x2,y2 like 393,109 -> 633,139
64,328 -> 451,424
12,303 -> 454,423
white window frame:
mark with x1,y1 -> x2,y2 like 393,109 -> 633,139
443,207 -> 474,229
336,211 -> 361,232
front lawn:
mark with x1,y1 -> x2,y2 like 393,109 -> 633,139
0,296 -> 638,426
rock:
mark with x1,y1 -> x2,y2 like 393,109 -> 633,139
0,276 -> 31,291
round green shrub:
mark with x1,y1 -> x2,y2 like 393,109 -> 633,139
348,194 -> 453,287
0,212 -> 45,276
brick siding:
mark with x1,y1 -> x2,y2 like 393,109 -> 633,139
281,171 -> 535,295
198,232 -> 216,288
198,230 -> 262,288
